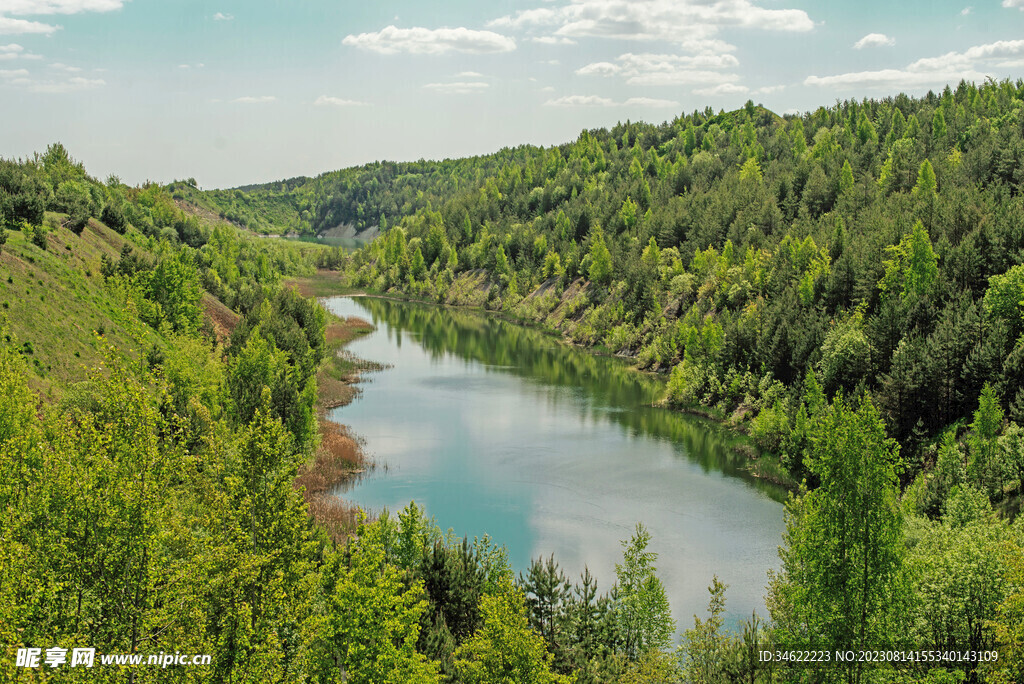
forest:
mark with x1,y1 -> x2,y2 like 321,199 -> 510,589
0,77 -> 1023,683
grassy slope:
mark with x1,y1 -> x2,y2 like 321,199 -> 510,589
0,214 -> 161,399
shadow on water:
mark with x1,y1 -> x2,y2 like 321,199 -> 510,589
350,296 -> 786,502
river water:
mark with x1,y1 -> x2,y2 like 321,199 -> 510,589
324,296 -> 785,629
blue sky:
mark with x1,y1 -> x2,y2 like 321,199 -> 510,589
1,0 -> 1022,188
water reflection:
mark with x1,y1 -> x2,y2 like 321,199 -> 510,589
325,296 -> 785,629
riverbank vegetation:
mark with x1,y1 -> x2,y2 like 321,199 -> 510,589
317,79 -> 1024,681
5,75 -> 1024,681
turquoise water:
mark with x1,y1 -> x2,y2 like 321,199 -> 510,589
324,296 -> 785,628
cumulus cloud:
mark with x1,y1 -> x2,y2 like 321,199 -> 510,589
0,16 -> 59,34
0,44 -> 23,56
693,82 -> 750,96
1,0 -> 126,35
314,95 -> 368,106
545,94 -> 617,107
575,61 -> 619,76
807,38 -> 1024,90
49,61 -> 82,72
961,6 -> 973,15
213,12 -> 233,21
1003,0 -> 1024,9
0,68 -> 29,78
909,39 -> 1024,70
576,52 -> 740,86
1,0 -> 126,14
232,95 -> 276,103
528,36 -> 575,45
489,0 -> 812,50
29,76 -> 105,92
622,96 -> 679,107
342,25 -> 515,55
455,70 -> 483,77
853,33 -> 895,49
423,81 -> 489,94
545,93 -> 678,107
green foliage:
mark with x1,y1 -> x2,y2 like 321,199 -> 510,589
879,220 -> 939,301
680,577 -> 728,684
454,580 -> 571,684
769,396 -> 910,666
913,158 -> 938,197
322,516 -> 439,683
587,228 -> 613,286
613,523 -> 675,660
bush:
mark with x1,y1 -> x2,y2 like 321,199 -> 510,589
101,203 -> 127,233
67,207 -> 90,235
28,224 -> 47,250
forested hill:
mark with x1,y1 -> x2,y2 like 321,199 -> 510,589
327,80 -> 1023,481
173,147 -> 554,236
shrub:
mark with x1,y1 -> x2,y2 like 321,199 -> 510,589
101,203 -> 127,233
28,224 -> 47,250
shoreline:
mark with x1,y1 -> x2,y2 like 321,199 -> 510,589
293,311 -> 379,541
294,274 -> 798,493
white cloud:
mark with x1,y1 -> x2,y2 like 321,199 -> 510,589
853,33 -> 895,49
0,68 -> 29,78
314,95 -> 368,106
528,36 -> 575,45
1003,0 -> 1024,9
29,76 -> 105,92
622,96 -> 679,107
909,39 -> 1024,70
575,61 -> 619,76
545,93 -> 678,108
540,85 -> 555,92
805,68 -> 987,89
577,52 -> 740,86
213,12 -> 233,21
455,70 -> 483,77
960,6 -> 973,15
489,0 -> 812,48
423,81 -> 489,94
342,25 -> 515,55
49,61 -> 82,72
177,62 -> 204,69
545,94 -> 616,107
693,82 -> 749,96
807,38 -> 1024,90
756,84 -> 785,94
232,95 -> 276,103
0,0 -> 126,14
0,16 -> 59,34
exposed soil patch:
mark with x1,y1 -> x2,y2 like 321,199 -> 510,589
201,293 -> 240,345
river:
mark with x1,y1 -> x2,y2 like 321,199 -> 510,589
324,295 -> 786,630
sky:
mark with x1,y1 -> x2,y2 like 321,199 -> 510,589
1,1 -> 1023,189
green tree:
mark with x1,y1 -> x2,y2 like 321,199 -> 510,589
879,220 -> 938,301
614,523 -> 675,660
768,396 -> 910,675
839,159 -> 855,195
322,517 -> 439,684
739,157 -> 763,184
454,580 -> 570,684
967,383 -> 1005,497
588,228 -> 613,286
680,577 -> 728,684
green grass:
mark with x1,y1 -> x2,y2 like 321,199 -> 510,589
0,216 -> 162,399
